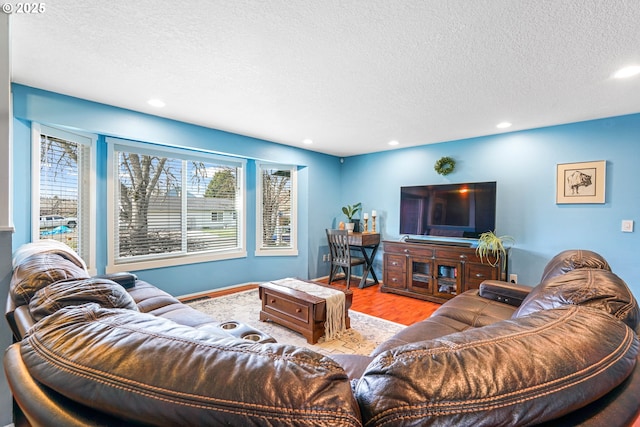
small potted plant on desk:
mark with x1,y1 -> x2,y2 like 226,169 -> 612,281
342,202 -> 362,232
475,230 -> 514,269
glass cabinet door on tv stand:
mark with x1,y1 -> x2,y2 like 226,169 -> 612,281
433,260 -> 462,298
408,258 -> 433,295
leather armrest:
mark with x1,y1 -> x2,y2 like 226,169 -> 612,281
479,280 -> 532,307
4,343 -> 129,426
6,293 -> 34,341
5,293 -> 19,341
94,272 -> 138,289
12,306 -> 36,341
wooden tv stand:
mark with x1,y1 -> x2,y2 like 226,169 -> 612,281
382,240 -> 507,304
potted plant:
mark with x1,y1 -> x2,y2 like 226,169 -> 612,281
342,202 -> 362,232
475,230 -> 514,268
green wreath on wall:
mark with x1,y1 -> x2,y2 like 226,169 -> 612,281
434,156 -> 456,175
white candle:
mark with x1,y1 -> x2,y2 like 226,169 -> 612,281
371,210 -> 377,217
363,212 -> 369,219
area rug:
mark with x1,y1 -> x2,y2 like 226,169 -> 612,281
186,289 -> 406,356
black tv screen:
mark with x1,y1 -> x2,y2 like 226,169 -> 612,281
399,182 -> 496,239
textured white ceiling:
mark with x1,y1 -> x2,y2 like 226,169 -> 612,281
8,0 -> 640,156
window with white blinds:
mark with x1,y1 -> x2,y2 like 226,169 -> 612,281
107,138 -> 246,271
256,162 -> 297,256
33,124 -> 96,271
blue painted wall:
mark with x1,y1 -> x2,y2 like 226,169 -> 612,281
11,85 -> 341,296
341,114 -> 640,295
11,84 -> 640,298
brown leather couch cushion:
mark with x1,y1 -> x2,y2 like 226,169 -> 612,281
20,303 -> 361,426
355,306 -> 639,426
370,290 -> 518,357
126,280 -> 183,313
539,249 -> 611,282
513,268 -> 640,333
127,280 -> 232,328
29,278 -> 139,321
10,253 -> 89,306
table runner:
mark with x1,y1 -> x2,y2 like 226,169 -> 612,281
269,278 -> 346,340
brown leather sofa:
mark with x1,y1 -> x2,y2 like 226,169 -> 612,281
332,249 -> 640,426
5,243 -> 359,426
4,244 -> 640,426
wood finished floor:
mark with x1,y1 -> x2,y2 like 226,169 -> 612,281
315,277 -> 441,325
183,278 -> 441,326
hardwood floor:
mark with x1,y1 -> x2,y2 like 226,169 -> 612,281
182,278 -> 441,326
314,278 -> 441,325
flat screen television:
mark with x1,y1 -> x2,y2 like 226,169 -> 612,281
399,181 -> 496,239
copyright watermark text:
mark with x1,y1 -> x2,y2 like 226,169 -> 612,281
2,3 -> 46,14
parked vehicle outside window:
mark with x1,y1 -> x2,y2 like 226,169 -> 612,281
39,215 -> 78,229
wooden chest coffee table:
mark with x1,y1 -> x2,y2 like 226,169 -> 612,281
258,280 -> 352,344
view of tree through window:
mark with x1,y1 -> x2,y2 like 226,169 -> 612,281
35,125 -> 95,268
114,145 -> 241,263
259,165 -> 295,250
205,169 -> 236,198
38,133 -> 88,260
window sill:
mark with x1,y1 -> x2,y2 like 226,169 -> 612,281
254,248 -> 299,257
106,250 -> 247,273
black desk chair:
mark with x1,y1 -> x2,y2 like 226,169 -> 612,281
326,229 -> 366,289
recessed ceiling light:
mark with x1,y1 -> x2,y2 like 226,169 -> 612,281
496,122 -> 512,129
147,99 -> 166,108
388,140 -> 399,146
613,65 -> 640,79
302,138 -> 313,145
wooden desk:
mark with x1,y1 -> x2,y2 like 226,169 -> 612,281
347,232 -> 380,288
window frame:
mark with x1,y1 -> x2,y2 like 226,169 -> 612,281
255,162 -> 298,256
31,123 -> 97,274
106,137 -> 247,273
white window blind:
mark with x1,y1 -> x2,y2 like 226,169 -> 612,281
256,162 -> 297,255
109,139 -> 245,268
34,124 -> 95,270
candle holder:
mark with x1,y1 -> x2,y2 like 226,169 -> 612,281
363,217 -> 369,233
372,214 -> 377,233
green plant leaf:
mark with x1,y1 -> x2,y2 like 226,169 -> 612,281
342,202 -> 362,219
475,231 -> 514,268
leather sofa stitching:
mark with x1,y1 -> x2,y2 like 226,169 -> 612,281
585,270 -> 638,325
423,316 -> 471,333
97,316 -> 341,368
371,329 -> 634,425
366,315 -> 637,426
470,298 -> 497,326
378,306 -> 580,359
29,337 -> 360,425
25,334 -> 360,424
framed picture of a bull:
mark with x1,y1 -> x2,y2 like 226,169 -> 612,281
556,160 -> 606,204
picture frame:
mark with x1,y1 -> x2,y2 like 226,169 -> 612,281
556,160 -> 606,204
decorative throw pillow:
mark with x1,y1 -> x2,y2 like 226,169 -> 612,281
29,277 -> 139,321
